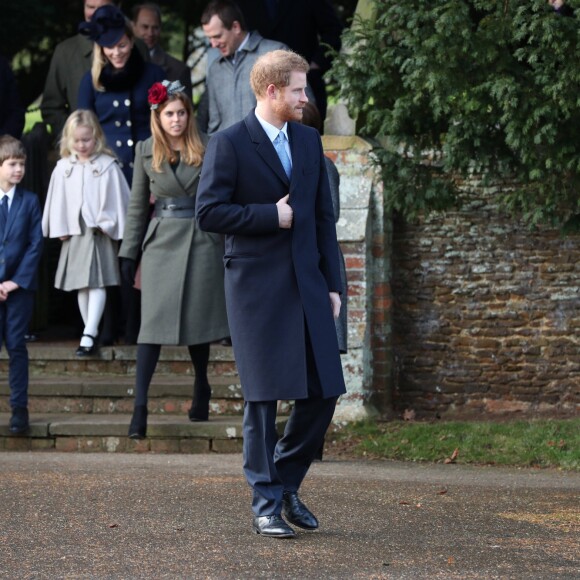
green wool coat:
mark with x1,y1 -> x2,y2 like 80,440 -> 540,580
119,138 -> 229,345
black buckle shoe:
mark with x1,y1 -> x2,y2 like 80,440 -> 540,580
9,407 -> 29,435
252,515 -> 296,538
282,491 -> 319,530
75,334 -> 97,357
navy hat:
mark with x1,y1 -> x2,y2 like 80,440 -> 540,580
78,5 -> 127,48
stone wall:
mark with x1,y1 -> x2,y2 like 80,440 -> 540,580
322,136 -> 390,421
391,187 -> 580,417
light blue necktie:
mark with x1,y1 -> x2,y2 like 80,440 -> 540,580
0,196 -> 8,238
273,132 -> 292,179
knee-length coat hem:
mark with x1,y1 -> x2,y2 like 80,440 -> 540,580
119,138 -> 229,346
196,112 -> 346,402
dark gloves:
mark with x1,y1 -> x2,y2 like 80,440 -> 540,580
120,258 -> 137,286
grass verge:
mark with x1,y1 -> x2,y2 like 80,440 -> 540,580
326,418 -> 580,471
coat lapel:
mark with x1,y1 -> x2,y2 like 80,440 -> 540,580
287,122 -> 306,192
175,160 -> 202,192
244,112 -> 290,186
5,187 -> 23,239
141,141 -> 194,198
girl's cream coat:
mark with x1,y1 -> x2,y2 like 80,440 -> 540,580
42,154 -> 129,240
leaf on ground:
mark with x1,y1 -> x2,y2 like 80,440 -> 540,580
403,408 -> 416,421
108,523 -> 119,528
444,448 -> 460,464
448,556 -> 456,564
399,500 -> 411,505
437,488 -> 448,495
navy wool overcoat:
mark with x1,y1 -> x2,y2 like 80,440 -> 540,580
196,112 -> 346,402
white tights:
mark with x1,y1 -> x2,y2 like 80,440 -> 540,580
77,288 -> 106,347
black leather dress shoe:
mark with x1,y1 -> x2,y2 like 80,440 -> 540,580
9,407 -> 29,434
282,491 -> 319,530
252,515 -> 296,538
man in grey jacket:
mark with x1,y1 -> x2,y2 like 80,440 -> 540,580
199,0 -> 287,135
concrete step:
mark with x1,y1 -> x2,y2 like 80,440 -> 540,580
0,413 -> 288,454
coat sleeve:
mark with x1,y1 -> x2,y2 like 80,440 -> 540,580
11,194 -> 43,291
314,134 -> 342,293
40,45 -> 70,138
311,0 -> 343,72
118,142 -> 153,260
77,72 -> 96,111
196,133 -> 279,235
96,161 -> 130,240
42,164 -> 82,239
0,57 -> 25,139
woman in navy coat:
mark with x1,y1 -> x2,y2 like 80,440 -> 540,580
77,5 -> 164,185
77,5 -> 164,344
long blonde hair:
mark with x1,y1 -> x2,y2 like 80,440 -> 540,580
90,22 -> 135,92
60,109 -> 115,159
150,92 -> 204,172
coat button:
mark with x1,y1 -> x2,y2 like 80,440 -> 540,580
126,120 -> 132,127
116,140 -> 122,147
124,99 -> 131,106
113,100 -> 119,107
127,139 -> 134,147
115,121 -> 121,127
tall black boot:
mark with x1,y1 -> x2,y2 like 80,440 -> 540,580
128,405 -> 148,439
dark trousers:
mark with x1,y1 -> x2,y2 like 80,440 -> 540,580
243,395 -> 337,516
242,330 -> 338,516
0,289 -> 34,408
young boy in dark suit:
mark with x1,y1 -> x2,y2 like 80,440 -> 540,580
0,135 -> 43,434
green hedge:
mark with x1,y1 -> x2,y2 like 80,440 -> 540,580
331,0 -> 580,229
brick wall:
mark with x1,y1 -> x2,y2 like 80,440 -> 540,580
391,190 -> 580,417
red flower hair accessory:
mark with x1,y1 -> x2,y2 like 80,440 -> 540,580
148,80 -> 186,110
148,82 -> 168,110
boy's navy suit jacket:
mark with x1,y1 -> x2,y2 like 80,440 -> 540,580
0,185 -> 43,291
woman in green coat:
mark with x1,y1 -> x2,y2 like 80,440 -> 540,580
119,80 -> 229,439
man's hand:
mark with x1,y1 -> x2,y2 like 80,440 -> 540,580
329,292 -> 341,319
0,281 -> 18,300
276,194 -> 293,229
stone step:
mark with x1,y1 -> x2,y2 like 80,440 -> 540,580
0,413 -> 288,454
0,375 -> 244,415
0,343 -> 238,377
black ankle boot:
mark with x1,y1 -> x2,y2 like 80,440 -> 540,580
188,380 -> 211,422
128,405 -> 148,439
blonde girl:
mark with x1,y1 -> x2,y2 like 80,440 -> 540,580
42,109 -> 130,356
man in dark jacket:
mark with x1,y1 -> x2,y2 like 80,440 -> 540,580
0,57 -> 25,139
131,3 -> 193,98
236,0 -> 343,122
196,49 -> 345,539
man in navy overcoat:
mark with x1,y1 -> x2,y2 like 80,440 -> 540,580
196,49 -> 346,539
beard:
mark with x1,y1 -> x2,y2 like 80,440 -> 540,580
273,99 -> 304,123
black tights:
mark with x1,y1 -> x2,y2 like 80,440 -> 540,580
133,343 -> 210,407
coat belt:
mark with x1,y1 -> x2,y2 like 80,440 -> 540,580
154,197 -> 196,218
